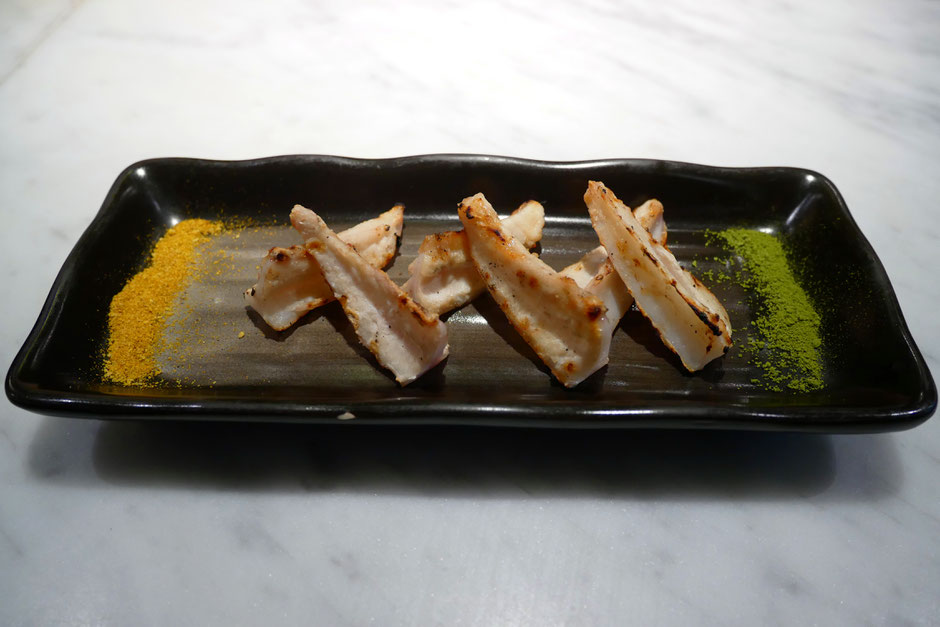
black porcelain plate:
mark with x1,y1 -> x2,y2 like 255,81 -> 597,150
6,155 -> 936,431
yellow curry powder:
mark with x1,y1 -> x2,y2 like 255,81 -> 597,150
103,219 -> 223,385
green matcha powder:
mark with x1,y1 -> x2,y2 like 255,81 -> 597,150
711,229 -> 824,392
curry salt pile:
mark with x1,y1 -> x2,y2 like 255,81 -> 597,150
103,219 -> 223,385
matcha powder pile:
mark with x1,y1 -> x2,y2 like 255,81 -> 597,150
717,228 -> 824,392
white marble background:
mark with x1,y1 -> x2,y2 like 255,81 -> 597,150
1,0 -> 938,624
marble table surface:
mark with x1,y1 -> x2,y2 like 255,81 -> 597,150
1,0 -> 938,624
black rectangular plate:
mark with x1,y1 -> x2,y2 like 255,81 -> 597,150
6,155 -> 936,431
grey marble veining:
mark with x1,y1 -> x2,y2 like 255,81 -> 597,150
1,0 -> 938,625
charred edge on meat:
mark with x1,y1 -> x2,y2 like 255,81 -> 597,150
688,301 -> 723,337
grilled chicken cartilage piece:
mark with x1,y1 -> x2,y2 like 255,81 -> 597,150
584,181 -> 731,372
558,199 -> 667,338
402,200 -> 545,315
634,198 -> 667,247
458,194 -> 610,388
245,205 -> 404,331
558,246 -> 633,339
290,205 -> 449,386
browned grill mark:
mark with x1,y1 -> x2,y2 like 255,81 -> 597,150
641,248 -> 660,268
689,302 -> 722,336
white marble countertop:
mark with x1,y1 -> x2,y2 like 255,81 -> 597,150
1,0 -> 938,624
